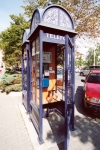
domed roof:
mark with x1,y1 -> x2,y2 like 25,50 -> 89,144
30,4 -> 74,36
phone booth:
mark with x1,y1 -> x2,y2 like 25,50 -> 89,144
26,4 -> 77,150
22,29 -> 31,112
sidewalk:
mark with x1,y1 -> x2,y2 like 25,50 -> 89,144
0,91 -> 100,150
0,92 -> 33,150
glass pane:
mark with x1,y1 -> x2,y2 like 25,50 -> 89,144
36,37 -> 40,107
23,48 -> 27,91
32,37 -> 40,108
87,73 -> 100,84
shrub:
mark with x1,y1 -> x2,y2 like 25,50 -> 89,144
5,68 -> 19,75
13,75 -> 22,84
0,73 -> 22,93
0,81 -> 6,91
5,84 -> 22,94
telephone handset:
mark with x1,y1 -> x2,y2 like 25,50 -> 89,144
43,63 -> 49,77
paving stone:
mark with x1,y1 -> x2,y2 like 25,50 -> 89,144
0,90 -> 100,150
0,92 -> 33,150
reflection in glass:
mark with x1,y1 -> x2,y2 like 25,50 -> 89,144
23,48 -> 27,91
32,37 -> 40,108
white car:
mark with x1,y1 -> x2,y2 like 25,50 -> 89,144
75,67 -> 80,73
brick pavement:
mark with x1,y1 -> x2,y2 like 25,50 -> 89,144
0,92 -> 33,150
68,88 -> 100,150
0,89 -> 100,150
55,87 -> 100,150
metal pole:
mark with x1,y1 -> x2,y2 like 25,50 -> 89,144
22,49 -> 24,102
29,42 -> 32,113
26,44 -> 30,113
64,34 -> 69,150
71,36 -> 75,130
39,30 -> 43,144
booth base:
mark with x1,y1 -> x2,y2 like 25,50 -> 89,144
19,104 -> 82,150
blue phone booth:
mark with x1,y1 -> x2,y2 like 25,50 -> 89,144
22,29 -> 31,112
22,3 -> 77,150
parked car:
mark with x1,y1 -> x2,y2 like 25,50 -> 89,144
75,67 -> 80,73
81,70 -> 100,116
80,67 -> 90,76
80,65 -> 100,76
89,65 -> 100,69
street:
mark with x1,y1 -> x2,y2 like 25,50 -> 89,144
52,73 -> 100,150
67,73 -> 100,150
75,73 -> 98,120
0,72 -> 100,150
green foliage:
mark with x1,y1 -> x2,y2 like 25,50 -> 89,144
13,76 -> 22,84
75,56 -> 86,67
0,14 -> 29,67
0,73 -> 22,93
22,0 -> 100,38
86,44 -> 100,66
5,84 -> 22,94
5,68 -> 19,75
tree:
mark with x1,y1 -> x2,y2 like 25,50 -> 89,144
21,0 -> 100,38
86,44 -> 100,66
0,14 -> 29,67
75,56 -> 85,67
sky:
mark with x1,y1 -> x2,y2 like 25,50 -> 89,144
0,0 -> 25,33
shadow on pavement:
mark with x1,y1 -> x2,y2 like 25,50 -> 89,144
46,112 -> 65,149
74,115 -> 100,150
45,110 -> 100,150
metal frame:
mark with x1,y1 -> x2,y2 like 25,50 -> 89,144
22,4 -> 77,150
22,43 -> 31,113
21,29 -> 31,113
29,32 -> 76,149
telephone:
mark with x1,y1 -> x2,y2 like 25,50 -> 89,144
43,63 -> 49,77
42,63 -> 49,87
37,63 -> 49,88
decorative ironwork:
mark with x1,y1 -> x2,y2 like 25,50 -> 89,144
43,8 -> 58,25
43,8 -> 73,29
60,10 -> 72,28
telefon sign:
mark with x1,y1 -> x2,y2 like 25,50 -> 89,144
46,33 -> 65,41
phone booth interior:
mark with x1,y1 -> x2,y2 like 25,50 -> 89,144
22,29 -> 30,112
29,4 -> 77,149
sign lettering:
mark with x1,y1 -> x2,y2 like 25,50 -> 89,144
46,33 -> 65,41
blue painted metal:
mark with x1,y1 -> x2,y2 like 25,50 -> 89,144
22,4 -> 77,150
64,34 -> 69,150
26,48 -> 30,112
29,43 -> 32,114
39,30 -> 44,144
37,78 -> 49,87
21,29 -> 30,113
42,78 -> 49,88
22,50 -> 24,104
64,35 -> 75,150
71,36 -> 75,130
